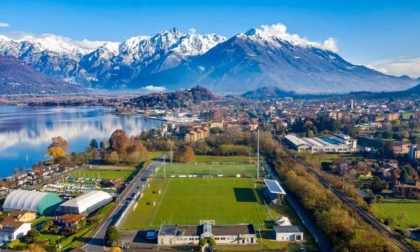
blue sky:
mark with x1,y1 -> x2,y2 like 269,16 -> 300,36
1,0 -> 420,77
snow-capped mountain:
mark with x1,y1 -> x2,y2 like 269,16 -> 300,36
0,25 -> 416,93
0,34 -> 110,85
80,28 -> 226,88
133,24 -> 416,93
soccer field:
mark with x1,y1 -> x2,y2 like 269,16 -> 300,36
122,177 -> 273,229
153,163 -> 265,178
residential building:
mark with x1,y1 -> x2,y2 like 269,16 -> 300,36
210,120 -> 224,129
7,210 -> 37,223
410,145 -> 420,160
395,182 -> 420,199
393,142 -> 411,154
55,214 -> 85,228
273,225 -> 304,242
0,219 -> 31,242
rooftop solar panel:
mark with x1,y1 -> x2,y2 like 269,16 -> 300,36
264,179 -> 286,195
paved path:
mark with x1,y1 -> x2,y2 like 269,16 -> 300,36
82,160 -> 162,252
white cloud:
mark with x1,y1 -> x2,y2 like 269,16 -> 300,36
188,28 -> 196,34
256,23 -> 339,53
142,85 -> 167,92
0,22 -> 9,28
368,58 -> 420,78
321,38 -> 339,53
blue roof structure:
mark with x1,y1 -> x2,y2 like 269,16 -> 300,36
264,179 -> 286,195
203,222 -> 212,233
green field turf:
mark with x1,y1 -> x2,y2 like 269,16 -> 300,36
372,201 -> 420,228
72,170 -> 134,180
153,163 -> 265,178
123,177 -> 272,229
194,155 -> 255,163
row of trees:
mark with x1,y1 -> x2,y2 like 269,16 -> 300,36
291,115 -> 339,135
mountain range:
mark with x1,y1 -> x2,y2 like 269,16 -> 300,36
0,56 -> 87,95
0,25 -> 417,93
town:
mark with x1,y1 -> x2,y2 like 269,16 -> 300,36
0,86 -> 418,252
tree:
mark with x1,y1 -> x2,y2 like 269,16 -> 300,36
106,151 -> 120,164
45,147 -> 66,163
125,141 -> 148,164
369,177 -> 387,194
106,226 -> 120,247
109,129 -> 128,155
173,145 -> 195,162
27,244 -> 47,252
107,248 -> 122,252
384,217 -> 394,226
48,136 -> 69,152
399,170 -> 408,183
208,237 -> 217,248
90,138 -> 99,149
397,211 -> 408,226
210,127 -> 223,134
24,229 -> 40,243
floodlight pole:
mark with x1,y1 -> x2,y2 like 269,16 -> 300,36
163,156 -> 166,179
170,145 -> 173,166
257,127 -> 260,180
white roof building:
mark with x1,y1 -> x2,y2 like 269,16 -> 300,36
57,190 -> 113,216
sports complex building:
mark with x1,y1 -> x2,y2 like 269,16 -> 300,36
284,133 -> 357,153
56,190 -> 113,216
158,221 -> 257,245
3,190 -> 62,215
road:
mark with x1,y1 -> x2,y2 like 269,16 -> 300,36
82,160 -> 162,252
278,140 -> 415,252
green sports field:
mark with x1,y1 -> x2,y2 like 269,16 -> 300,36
122,177 -> 273,229
153,163 -> 265,178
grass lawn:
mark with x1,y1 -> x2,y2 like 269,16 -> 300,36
194,155 -> 255,163
122,177 -> 271,229
318,153 -> 364,163
153,163 -> 264,178
72,169 -> 134,180
372,201 -> 420,228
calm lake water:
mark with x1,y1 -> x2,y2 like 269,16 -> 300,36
0,105 -> 163,178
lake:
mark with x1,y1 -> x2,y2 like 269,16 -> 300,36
0,105 -> 163,178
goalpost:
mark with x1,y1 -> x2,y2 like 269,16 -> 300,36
203,175 -> 214,179
211,162 -> 220,165
200,220 -> 216,225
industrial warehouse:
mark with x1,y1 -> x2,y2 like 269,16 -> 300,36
56,190 -> 113,216
284,133 -> 357,153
